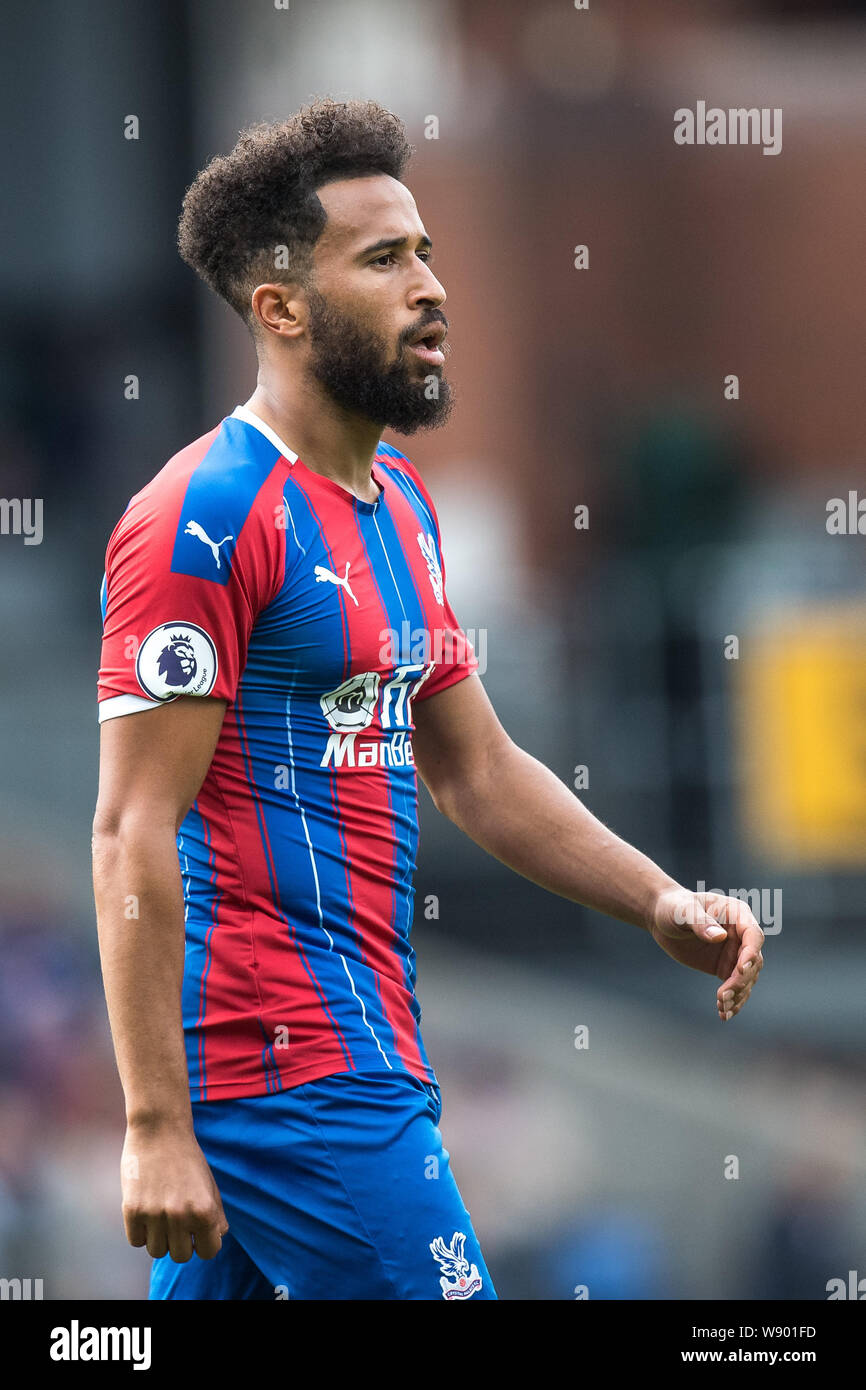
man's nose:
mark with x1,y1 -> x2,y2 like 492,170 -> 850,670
410,263 -> 446,309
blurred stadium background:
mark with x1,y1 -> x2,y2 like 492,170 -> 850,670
1,0 -> 865,1299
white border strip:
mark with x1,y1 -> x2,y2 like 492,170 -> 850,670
231,404 -> 298,463
98,692 -> 168,723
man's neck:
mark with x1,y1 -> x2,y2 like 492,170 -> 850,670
246,376 -> 383,504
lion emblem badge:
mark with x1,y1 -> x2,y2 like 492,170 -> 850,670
157,634 -> 198,688
135,621 -> 218,701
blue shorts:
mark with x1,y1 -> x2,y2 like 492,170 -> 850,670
149,1069 -> 497,1301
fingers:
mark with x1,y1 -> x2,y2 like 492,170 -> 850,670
148,1221 -> 170,1260
123,1205 -> 228,1261
123,1213 -> 170,1260
698,893 -> 739,937
717,975 -> 755,1021
165,1214 -> 195,1264
733,923 -> 765,986
717,948 -> 764,1020
190,1208 -> 229,1261
702,896 -> 764,1006
721,926 -> 765,994
697,911 -> 728,944
123,1209 -> 149,1250
673,892 -> 728,942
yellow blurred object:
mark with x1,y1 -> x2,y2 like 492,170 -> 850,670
737,601 -> 866,865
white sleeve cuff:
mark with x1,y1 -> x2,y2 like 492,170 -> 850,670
98,693 -> 174,722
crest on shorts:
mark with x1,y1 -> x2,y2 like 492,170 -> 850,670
429,1231 -> 482,1300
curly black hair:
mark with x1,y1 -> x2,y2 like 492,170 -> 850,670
177,98 -> 413,326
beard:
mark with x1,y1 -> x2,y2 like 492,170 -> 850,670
306,288 -> 454,435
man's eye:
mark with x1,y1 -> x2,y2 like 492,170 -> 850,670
371,251 -> 431,267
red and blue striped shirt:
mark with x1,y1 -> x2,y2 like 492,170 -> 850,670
97,405 -> 477,1100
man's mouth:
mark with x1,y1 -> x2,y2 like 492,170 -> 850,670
405,323 -> 447,367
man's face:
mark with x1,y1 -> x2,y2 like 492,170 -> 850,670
304,174 -> 452,434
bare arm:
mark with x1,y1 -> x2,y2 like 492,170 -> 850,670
92,694 -> 230,1261
413,675 -> 764,1020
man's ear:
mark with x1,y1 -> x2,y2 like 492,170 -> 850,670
250,282 -> 308,341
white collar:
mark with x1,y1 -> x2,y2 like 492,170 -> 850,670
231,404 -> 298,463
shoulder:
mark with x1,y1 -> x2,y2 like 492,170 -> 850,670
107,417 -> 287,585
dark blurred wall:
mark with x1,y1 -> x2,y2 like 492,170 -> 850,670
0,0 -> 201,612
